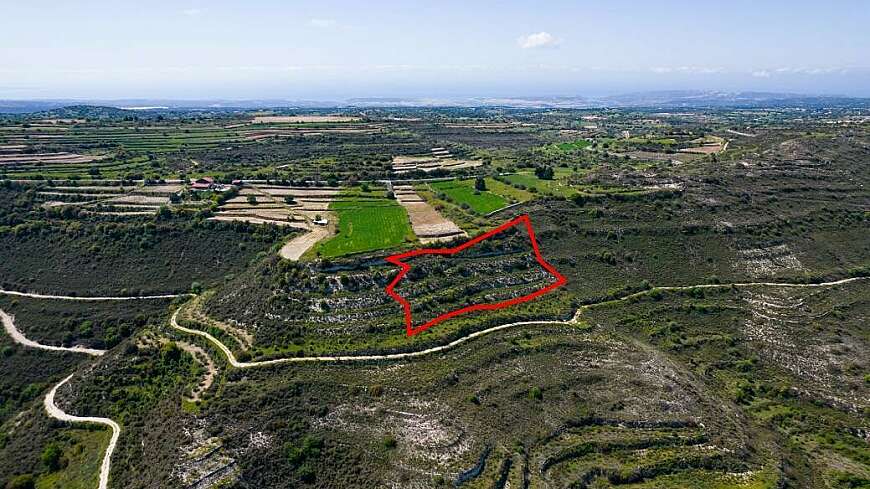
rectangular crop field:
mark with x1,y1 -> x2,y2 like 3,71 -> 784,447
317,193 -> 416,257
429,179 -> 508,214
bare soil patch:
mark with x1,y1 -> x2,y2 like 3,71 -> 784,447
394,185 -> 466,243
176,341 -> 217,402
279,223 -> 334,261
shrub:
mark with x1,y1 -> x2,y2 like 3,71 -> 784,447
285,435 -> 322,465
534,166 -> 554,180
383,434 -> 397,449
474,176 -> 487,191
5,474 -> 35,489
41,443 -> 64,471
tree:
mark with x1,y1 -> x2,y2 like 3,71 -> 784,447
474,176 -> 487,191
284,195 -> 296,205
41,443 -> 63,471
247,195 -> 257,205
155,205 -> 172,220
535,166 -> 554,180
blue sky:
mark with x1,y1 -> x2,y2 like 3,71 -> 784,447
2,0 -> 868,99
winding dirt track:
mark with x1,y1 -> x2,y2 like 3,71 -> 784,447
0,288 -> 191,301
1,309 -> 106,356
170,276 -> 867,368
171,307 -> 571,367
44,374 -> 120,489
0,291 -> 181,489
2,278 -> 865,368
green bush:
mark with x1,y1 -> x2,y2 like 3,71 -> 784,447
5,474 -> 35,489
382,435 -> 397,450
41,443 -> 63,471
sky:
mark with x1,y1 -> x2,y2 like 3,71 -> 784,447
1,0 -> 869,100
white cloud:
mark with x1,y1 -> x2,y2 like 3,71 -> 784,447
182,8 -> 204,16
775,66 -> 849,75
752,70 -> 771,78
517,32 -> 559,49
309,18 -> 337,28
650,66 -> 723,75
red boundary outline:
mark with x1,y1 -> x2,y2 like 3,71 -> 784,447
385,214 -> 568,337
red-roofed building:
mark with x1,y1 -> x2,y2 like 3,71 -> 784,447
190,177 -> 216,191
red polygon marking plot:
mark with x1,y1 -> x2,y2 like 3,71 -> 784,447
385,214 -> 567,337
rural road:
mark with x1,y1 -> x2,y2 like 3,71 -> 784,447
170,307 -> 571,368
0,288 -> 191,301
1,309 -> 106,356
582,276 -> 869,310
170,276 -> 868,368
44,374 -> 120,489
1,277 -> 865,369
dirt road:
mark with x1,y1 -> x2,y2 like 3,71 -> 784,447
0,289 -> 190,301
170,276 -> 867,368
170,307 -> 571,367
44,374 -> 120,489
1,309 -> 106,356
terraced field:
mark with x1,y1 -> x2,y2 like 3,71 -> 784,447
201,221 -> 574,358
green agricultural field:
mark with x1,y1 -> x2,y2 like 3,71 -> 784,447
555,139 -> 591,151
316,191 -> 416,257
429,179 -> 508,214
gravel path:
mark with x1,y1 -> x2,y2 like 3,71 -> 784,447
171,276 -> 868,368
44,374 -> 120,489
0,288 -> 191,301
0,309 -> 106,356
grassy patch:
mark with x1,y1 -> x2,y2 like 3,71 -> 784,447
35,429 -> 109,489
555,139 -> 592,151
502,172 -> 576,197
429,179 -> 508,214
484,177 -> 534,203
